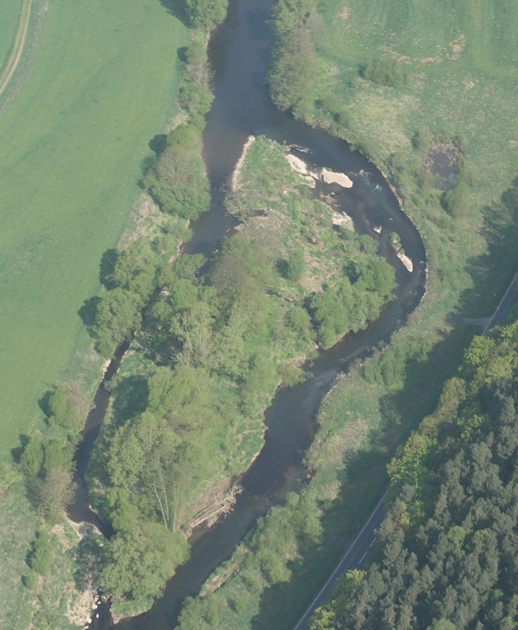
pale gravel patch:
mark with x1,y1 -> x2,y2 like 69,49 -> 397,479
397,251 -> 413,272
321,169 -> 353,188
232,135 -> 256,190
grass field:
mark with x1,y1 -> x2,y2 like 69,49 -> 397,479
0,0 -> 24,74
0,0 -> 189,456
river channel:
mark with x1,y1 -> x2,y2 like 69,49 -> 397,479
80,0 -> 426,627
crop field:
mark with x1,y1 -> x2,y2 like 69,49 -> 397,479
0,0 -> 189,455
0,0 -> 24,74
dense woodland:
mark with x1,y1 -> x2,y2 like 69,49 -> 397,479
311,320 -> 518,630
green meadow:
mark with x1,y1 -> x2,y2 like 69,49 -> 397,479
0,0 -> 24,71
0,0 -> 189,454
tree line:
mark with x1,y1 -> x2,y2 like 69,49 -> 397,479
311,320 -> 518,630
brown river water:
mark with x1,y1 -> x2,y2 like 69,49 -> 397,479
72,0 -> 426,627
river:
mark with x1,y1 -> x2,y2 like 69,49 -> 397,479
78,0 -> 426,627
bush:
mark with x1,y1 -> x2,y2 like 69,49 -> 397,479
442,177 -> 470,218
24,570 -> 39,590
28,529 -> 53,575
286,249 -> 306,282
362,57 -> 410,87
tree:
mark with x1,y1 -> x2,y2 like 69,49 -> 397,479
268,26 -> 317,111
101,522 -> 189,599
185,0 -> 228,30
47,385 -> 74,427
92,287 -> 142,355
110,238 -> 160,305
359,257 -> 396,298
43,439 -> 74,474
39,467 -> 77,522
272,0 -> 316,35
21,432 -> 44,477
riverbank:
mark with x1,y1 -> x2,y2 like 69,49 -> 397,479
84,132 -> 403,622
169,0 -> 518,628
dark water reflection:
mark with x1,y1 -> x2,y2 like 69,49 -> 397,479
93,0 -> 427,626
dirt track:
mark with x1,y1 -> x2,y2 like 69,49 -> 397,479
0,0 -> 33,99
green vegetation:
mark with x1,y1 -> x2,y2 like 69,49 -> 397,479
267,0 -> 319,114
0,0 -> 190,454
85,136 -> 396,605
0,464 -> 105,629
362,56 -> 410,87
185,0 -> 229,30
313,322 -> 518,629
143,39 -> 214,221
177,1 -> 518,628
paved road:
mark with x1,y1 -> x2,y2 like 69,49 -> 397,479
292,488 -> 389,630
482,267 -> 518,333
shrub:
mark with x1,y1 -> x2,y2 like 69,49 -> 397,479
286,249 -> 306,282
28,529 -> 53,575
362,57 -> 410,87
442,177 -> 470,218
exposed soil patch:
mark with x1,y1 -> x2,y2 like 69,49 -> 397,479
425,141 -> 461,191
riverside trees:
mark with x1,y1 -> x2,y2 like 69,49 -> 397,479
268,0 -> 319,114
86,136 -> 397,604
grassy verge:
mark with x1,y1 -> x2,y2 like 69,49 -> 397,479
0,0 -> 190,456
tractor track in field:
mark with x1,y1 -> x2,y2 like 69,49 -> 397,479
0,0 -> 33,99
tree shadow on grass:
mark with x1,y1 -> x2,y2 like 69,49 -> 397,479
453,177 -> 518,318
11,432 -> 30,464
99,248 -> 118,288
78,296 -> 101,330
149,133 -> 168,157
37,389 -> 53,418
158,0 -> 189,27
